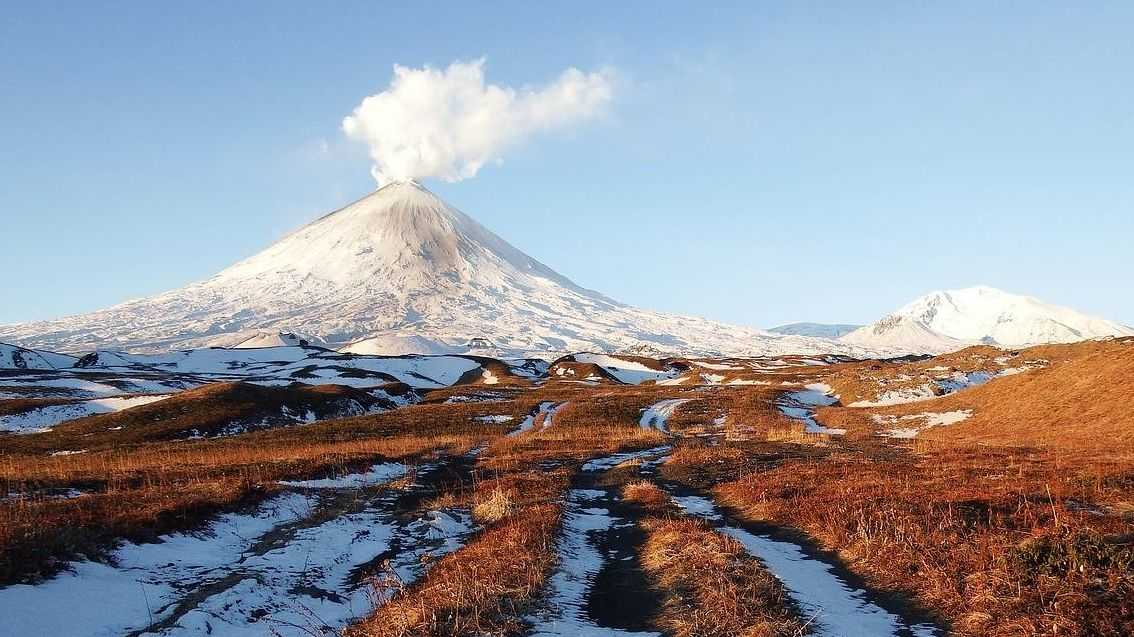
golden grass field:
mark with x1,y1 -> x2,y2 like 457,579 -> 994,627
1,339 -> 1131,636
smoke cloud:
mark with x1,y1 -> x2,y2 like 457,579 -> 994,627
342,59 -> 615,184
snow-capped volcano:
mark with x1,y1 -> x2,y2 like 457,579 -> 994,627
841,286 -> 1134,353
0,181 -> 880,358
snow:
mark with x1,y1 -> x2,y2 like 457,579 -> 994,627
571,353 -> 677,384
80,347 -> 316,373
0,394 -> 171,434
776,385 -> 845,435
849,366 -> 1022,408
0,377 -> 127,397
508,401 -> 557,437
842,286 -> 1134,354
639,399 -> 691,432
673,494 -> 941,637
277,462 -> 407,488
0,459 -> 474,637
64,347 -> 483,390
329,355 -> 481,388
540,402 -> 568,429
231,331 -> 316,349
874,410 -> 972,438
848,386 -> 938,408
691,361 -> 744,371
581,446 -> 671,473
0,182 -> 890,360
0,342 -> 76,370
935,370 -> 992,393
475,414 -> 513,423
0,493 -> 316,637
340,334 -> 457,356
767,323 -> 862,339
528,487 -> 660,637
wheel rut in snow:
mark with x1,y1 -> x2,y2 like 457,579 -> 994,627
659,480 -> 945,637
117,451 -> 480,637
345,449 -> 481,589
527,446 -> 670,637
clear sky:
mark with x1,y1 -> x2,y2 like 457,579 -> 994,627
3,2 -> 1132,329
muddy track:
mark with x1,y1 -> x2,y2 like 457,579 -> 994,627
578,471 -> 662,631
527,446 -> 670,637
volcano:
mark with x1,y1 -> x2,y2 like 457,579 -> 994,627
0,181 -> 878,358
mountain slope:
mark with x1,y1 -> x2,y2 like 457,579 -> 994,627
842,286 -> 1134,354
768,323 -> 861,339
0,342 -> 77,370
0,182 -> 880,359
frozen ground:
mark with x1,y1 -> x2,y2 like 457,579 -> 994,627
0,459 -> 475,637
0,394 -> 171,433
672,493 -> 941,637
638,398 -> 691,432
508,401 -> 558,437
529,447 -> 671,637
874,410 -> 973,439
776,384 -> 846,435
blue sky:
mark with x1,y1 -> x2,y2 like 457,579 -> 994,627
3,2 -> 1132,328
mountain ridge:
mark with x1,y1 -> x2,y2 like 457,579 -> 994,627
841,286 -> 1134,353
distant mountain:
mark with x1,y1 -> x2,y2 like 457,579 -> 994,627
0,181 -> 883,359
841,286 -> 1134,354
768,323 -> 861,339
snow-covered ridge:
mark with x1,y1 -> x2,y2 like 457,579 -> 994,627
0,182 -> 885,359
0,343 -> 76,370
842,286 -> 1134,354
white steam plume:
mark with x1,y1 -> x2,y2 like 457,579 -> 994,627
342,59 -> 615,184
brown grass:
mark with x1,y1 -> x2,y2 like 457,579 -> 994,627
0,398 -> 509,584
920,341 -> 1134,454
0,381 -> 405,454
640,515 -> 808,637
715,445 -> 1134,636
0,397 -> 79,418
351,468 -> 569,636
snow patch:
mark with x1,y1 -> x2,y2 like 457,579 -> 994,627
638,399 -> 691,432
0,394 -> 172,434
874,410 -> 972,439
